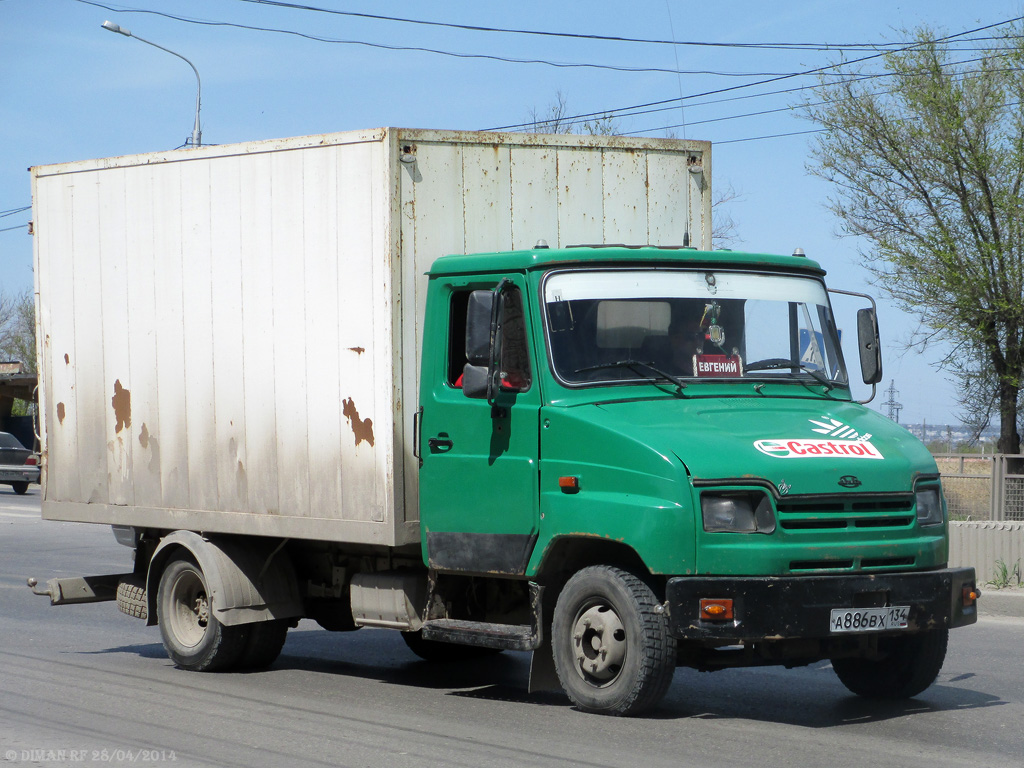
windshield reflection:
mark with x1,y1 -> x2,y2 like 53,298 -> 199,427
543,269 -> 848,387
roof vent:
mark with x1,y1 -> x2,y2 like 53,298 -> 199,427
534,239 -> 550,249
792,248 -> 806,258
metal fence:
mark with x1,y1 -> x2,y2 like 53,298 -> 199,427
933,453 -> 1024,522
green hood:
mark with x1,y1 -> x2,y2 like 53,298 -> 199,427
588,397 -> 936,496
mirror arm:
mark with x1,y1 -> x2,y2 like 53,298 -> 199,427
829,287 -> 882,396
856,382 -> 877,406
827,287 -> 877,312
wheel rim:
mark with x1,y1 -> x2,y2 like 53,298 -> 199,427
168,568 -> 210,648
570,602 -> 627,686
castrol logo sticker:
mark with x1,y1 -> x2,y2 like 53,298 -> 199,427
754,439 -> 884,460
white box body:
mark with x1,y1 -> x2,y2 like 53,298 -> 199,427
31,127 -> 712,546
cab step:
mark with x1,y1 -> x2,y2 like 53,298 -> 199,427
421,618 -> 540,651
420,581 -> 544,651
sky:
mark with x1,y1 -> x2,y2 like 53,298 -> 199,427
2,0 -> 1021,428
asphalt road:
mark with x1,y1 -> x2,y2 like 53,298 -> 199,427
2,488 -> 1022,768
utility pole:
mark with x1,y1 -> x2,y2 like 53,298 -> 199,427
883,379 -> 903,423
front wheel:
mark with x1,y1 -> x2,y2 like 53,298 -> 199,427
552,566 -> 676,716
156,556 -> 249,672
831,627 -> 949,699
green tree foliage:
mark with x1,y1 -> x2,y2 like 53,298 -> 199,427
805,25 -> 1024,453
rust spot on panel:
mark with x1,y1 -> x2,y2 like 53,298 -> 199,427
237,460 -> 248,499
139,423 -> 150,449
112,380 -> 131,434
64,353 -> 70,365
342,397 -> 375,447
348,347 -> 365,355
146,434 -> 161,473
56,402 -> 65,424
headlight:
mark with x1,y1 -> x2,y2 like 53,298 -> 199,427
701,492 -> 776,534
915,487 -> 944,527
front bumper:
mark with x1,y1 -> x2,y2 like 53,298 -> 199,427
666,567 -> 977,641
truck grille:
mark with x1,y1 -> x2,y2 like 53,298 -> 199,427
776,496 -> 915,531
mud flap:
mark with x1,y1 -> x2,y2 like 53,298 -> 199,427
528,581 -> 560,692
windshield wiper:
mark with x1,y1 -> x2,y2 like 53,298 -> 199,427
573,359 -> 688,391
744,357 -> 835,391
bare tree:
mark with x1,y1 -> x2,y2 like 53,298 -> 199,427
528,91 -> 619,136
0,288 -> 36,373
711,183 -> 743,250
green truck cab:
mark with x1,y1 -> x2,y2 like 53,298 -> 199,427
417,245 -> 977,715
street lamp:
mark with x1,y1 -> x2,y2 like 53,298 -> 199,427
101,21 -> 202,148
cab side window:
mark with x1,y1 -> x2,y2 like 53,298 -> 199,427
446,286 -> 531,391
499,287 -> 532,391
447,291 -> 470,386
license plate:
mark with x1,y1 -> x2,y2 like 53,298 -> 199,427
829,606 -> 909,633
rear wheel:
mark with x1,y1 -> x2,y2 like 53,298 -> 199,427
552,566 -> 676,716
10,482 -> 28,495
156,556 -> 248,672
115,575 -> 148,620
831,627 -> 949,699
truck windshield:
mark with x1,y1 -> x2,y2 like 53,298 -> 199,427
543,269 -> 848,387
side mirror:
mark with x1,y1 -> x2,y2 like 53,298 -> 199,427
856,308 -> 882,385
461,363 -> 489,399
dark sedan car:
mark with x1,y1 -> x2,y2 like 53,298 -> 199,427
0,431 -> 39,494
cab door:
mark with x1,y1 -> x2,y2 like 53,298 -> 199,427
418,275 -> 541,575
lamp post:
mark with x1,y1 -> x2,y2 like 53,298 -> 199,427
102,21 -> 202,148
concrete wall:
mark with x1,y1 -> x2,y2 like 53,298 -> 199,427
949,521 -> 1024,583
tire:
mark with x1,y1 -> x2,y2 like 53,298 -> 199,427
11,482 -> 28,495
551,566 -> 676,716
236,620 -> 289,670
831,627 -> 949,699
116,575 -> 148,620
156,556 -> 248,672
401,630 -> 504,662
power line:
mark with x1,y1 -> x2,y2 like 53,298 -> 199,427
622,56 -> 1013,137
232,0 -> 1024,53
72,2 -> 1023,81
0,206 -> 31,219
0,223 -> 29,233
69,1 -> 875,77
485,16 -> 1024,131
716,128 -> 825,145
66,2 -> 1024,150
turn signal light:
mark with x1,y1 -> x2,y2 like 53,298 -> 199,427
700,598 -> 734,621
962,586 -> 980,607
558,476 -> 580,493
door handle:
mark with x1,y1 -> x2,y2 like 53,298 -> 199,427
427,434 -> 453,453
